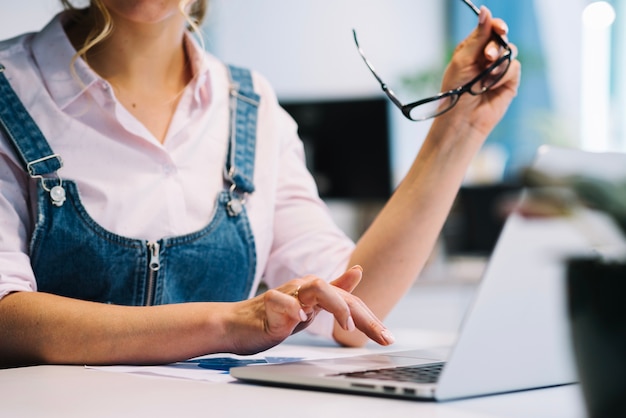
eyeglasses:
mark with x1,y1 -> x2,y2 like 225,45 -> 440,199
354,0 -> 512,121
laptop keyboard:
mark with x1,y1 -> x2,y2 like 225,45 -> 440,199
332,362 -> 445,384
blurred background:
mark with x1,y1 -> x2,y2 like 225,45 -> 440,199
3,0 -> 626,264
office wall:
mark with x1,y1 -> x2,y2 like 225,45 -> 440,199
534,0 -> 586,149
203,1 -> 444,100
0,0 -> 60,40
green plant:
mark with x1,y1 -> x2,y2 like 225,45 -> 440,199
522,169 -> 626,236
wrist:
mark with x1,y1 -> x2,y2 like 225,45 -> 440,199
426,112 -> 486,157
203,301 -> 240,354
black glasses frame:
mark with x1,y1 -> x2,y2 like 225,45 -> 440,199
354,0 -> 512,121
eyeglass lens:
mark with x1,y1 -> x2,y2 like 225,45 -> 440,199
407,96 -> 459,121
407,50 -> 511,121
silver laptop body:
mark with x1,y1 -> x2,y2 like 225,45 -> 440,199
231,146 -> 626,401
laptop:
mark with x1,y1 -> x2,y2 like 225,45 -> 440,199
230,146 -> 626,401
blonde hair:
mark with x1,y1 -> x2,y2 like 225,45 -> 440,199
60,0 -> 208,72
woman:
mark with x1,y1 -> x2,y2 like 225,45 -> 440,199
0,0 -> 520,367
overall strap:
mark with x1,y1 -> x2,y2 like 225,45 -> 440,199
0,64 -> 63,178
225,64 -> 260,195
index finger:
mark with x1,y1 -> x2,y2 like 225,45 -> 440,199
349,296 -> 395,346
294,277 -> 354,331
297,278 -> 394,346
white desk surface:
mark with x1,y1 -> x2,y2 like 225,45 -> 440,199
0,281 -> 588,418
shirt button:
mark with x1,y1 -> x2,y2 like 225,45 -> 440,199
162,164 -> 176,176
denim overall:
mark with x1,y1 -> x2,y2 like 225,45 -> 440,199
0,64 -> 260,305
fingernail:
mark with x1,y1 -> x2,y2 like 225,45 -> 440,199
500,22 -> 509,34
299,309 -> 308,322
487,46 -> 498,60
479,6 -> 487,25
381,330 -> 395,345
351,265 -> 363,272
346,316 -> 356,332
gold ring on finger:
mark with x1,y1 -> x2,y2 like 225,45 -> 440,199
291,285 -> 309,307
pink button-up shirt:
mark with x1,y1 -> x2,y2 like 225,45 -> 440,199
0,13 -> 354,337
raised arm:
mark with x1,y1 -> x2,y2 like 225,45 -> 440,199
334,6 -> 521,346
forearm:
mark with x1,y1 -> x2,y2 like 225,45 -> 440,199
0,291 -> 232,368
334,117 -> 484,346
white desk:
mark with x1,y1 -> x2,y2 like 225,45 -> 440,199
0,282 -> 588,418
0,364 -> 585,418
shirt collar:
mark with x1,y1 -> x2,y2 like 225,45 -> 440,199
31,12 -> 99,110
183,34 -> 211,107
31,12 -> 212,110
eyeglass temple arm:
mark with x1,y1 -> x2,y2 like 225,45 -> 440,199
461,0 -> 509,48
461,0 -> 481,15
352,30 -> 382,84
352,30 -> 404,109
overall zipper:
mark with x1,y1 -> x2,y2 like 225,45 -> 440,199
145,241 -> 161,306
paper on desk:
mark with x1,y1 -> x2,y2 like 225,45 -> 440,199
85,345 -> 352,383
87,362 -> 234,383
86,356 -> 302,383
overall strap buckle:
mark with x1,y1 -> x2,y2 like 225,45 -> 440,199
0,64 -> 66,207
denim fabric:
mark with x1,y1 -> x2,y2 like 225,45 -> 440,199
0,65 -> 261,305
225,65 -> 260,194
0,64 -> 62,177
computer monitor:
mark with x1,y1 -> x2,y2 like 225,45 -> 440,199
280,97 -> 392,200
442,183 -> 522,256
